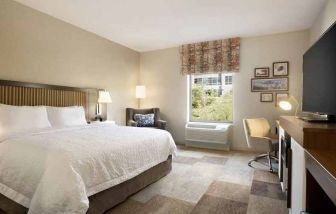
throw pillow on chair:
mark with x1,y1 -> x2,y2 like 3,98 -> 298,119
133,113 -> 155,127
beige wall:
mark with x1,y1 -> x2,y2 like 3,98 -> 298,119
233,31 -> 308,150
309,0 -> 336,45
0,0 -> 316,150
140,31 -> 309,150
0,0 -> 139,125
140,48 -> 187,142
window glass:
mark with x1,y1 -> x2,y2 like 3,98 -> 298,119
190,73 -> 233,122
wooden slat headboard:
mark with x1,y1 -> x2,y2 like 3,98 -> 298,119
0,80 -> 98,119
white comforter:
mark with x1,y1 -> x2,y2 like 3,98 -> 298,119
0,124 -> 176,214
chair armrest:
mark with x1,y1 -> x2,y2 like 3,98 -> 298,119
267,133 -> 279,140
156,119 -> 167,130
127,120 -> 137,127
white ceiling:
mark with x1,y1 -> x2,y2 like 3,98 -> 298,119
14,0 -> 326,52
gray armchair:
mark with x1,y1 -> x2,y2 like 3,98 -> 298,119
126,108 -> 167,130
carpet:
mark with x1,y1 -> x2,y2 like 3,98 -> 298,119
107,146 -> 287,214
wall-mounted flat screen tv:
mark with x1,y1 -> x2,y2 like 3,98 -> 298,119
302,22 -> 336,118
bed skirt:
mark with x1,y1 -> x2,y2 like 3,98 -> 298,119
0,155 -> 172,214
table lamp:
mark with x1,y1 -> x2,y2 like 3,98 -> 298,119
135,85 -> 146,108
96,90 -> 112,121
278,95 -> 299,117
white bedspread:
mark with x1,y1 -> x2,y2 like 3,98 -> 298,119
0,124 -> 176,214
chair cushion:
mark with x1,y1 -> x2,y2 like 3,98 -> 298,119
134,113 -> 155,127
245,118 -> 270,137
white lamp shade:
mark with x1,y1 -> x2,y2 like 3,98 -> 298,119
98,91 -> 112,103
279,100 -> 292,111
136,85 -> 146,99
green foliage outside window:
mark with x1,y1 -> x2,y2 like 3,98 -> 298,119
191,85 -> 233,122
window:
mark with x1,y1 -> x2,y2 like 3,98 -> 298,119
190,74 -> 233,122
224,76 -> 232,85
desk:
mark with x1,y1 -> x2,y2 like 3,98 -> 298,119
279,116 -> 336,214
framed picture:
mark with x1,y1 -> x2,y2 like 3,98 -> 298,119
273,61 -> 289,76
254,67 -> 269,77
275,92 -> 289,107
251,77 -> 289,92
260,93 -> 273,102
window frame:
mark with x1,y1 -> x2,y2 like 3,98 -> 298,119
188,74 -> 233,123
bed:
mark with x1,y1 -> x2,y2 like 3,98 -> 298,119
0,80 -> 176,214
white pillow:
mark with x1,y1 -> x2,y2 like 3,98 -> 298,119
46,106 -> 87,127
0,104 -> 51,136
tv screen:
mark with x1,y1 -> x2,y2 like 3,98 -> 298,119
303,22 -> 336,116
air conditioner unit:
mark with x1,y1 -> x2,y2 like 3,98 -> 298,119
185,123 -> 232,151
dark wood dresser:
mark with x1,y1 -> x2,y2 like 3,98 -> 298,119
279,116 -> 336,214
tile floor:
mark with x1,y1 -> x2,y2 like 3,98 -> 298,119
107,146 -> 287,214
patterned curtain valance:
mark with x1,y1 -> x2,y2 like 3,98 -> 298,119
180,37 -> 240,75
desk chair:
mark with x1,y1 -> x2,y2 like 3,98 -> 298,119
243,118 -> 279,172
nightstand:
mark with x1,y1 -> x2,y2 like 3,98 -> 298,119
90,120 -> 116,125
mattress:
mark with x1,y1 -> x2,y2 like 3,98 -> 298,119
0,124 -> 176,214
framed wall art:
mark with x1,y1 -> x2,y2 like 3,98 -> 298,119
251,77 -> 289,92
273,61 -> 289,76
275,92 -> 289,107
254,67 -> 269,77
260,93 -> 273,102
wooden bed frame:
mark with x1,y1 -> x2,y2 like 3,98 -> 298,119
0,156 -> 172,214
0,80 -> 93,119
0,80 -> 173,214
